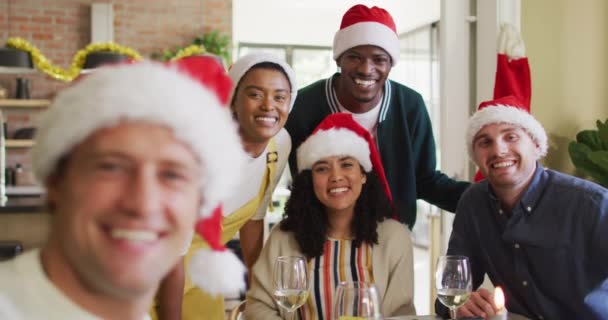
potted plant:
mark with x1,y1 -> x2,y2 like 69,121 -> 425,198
151,31 -> 231,65
568,118 -> 608,187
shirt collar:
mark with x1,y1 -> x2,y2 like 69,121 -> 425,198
485,163 -> 547,216
517,163 -> 547,215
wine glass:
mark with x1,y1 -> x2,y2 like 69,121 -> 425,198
333,281 -> 382,320
435,255 -> 473,320
273,256 -> 309,320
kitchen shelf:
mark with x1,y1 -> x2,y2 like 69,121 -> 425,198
5,139 -> 34,148
0,99 -> 50,108
6,185 -> 45,196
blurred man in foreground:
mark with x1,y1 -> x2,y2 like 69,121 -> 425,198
0,58 -> 246,319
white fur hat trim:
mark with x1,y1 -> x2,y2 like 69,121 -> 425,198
333,21 -> 400,65
466,104 -> 548,159
32,62 -> 247,218
297,128 -> 372,172
228,52 -> 297,112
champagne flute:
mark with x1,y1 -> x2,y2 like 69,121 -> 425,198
273,256 -> 309,320
435,255 -> 473,320
333,281 -> 382,320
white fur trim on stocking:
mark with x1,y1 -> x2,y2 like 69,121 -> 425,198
297,128 -> 372,172
498,23 -> 526,60
188,248 -> 246,296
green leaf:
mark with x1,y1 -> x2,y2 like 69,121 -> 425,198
569,118 -> 608,187
597,118 -> 608,149
569,141 -> 593,167
576,130 -> 603,151
587,151 -> 608,186
569,142 -> 608,187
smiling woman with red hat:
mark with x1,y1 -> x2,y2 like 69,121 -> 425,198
246,113 -> 416,319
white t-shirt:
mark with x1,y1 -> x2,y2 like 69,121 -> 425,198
0,250 -> 151,320
223,128 -> 291,221
337,96 -> 382,140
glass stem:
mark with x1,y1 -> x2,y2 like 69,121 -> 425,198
449,307 -> 458,320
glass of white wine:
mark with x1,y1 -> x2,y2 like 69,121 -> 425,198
333,281 -> 382,320
273,256 -> 309,320
435,255 -> 473,320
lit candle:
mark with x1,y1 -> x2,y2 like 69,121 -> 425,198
490,286 -> 507,320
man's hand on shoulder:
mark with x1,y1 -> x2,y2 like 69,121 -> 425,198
457,288 -> 499,318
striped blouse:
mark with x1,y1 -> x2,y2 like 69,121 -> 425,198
298,238 -> 374,320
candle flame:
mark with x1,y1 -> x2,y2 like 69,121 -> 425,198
494,286 -> 505,310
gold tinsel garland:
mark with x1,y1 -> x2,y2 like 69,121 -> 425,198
169,44 -> 206,62
6,37 -> 144,82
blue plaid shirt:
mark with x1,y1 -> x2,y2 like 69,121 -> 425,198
436,164 -> 608,320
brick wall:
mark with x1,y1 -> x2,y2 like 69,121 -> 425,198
0,0 -> 232,98
0,0 -> 231,179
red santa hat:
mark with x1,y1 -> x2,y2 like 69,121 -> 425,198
468,24 -> 546,181
32,56 -> 246,296
297,113 -> 392,203
333,4 -> 400,65
467,95 -> 548,159
228,52 -> 297,112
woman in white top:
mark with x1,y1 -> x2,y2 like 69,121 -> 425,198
182,53 -> 297,319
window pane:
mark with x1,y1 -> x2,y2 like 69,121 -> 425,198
237,46 -> 287,61
291,48 -> 336,88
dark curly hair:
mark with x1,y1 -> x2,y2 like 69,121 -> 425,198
280,168 -> 394,259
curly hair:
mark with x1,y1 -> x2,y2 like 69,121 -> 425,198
280,169 -> 394,259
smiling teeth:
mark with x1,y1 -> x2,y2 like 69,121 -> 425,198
111,229 -> 158,242
354,79 -> 375,86
330,187 -> 348,194
493,161 -> 514,168
256,116 -> 277,123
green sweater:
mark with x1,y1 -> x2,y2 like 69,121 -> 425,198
285,73 -> 470,228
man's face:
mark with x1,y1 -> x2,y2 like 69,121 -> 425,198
46,122 -> 201,298
472,123 -> 540,192
336,45 -> 392,111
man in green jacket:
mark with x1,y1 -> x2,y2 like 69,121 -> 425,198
285,4 -> 469,228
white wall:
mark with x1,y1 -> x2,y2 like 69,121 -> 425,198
523,0 -> 608,174
233,0 -> 440,46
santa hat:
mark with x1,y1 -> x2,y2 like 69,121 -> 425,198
466,95 -> 548,160
228,52 -> 297,111
297,113 -> 392,202
333,4 -> 400,64
32,56 -> 247,296
468,24 -> 545,181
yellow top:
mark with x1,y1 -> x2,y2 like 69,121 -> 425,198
150,139 -> 277,320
